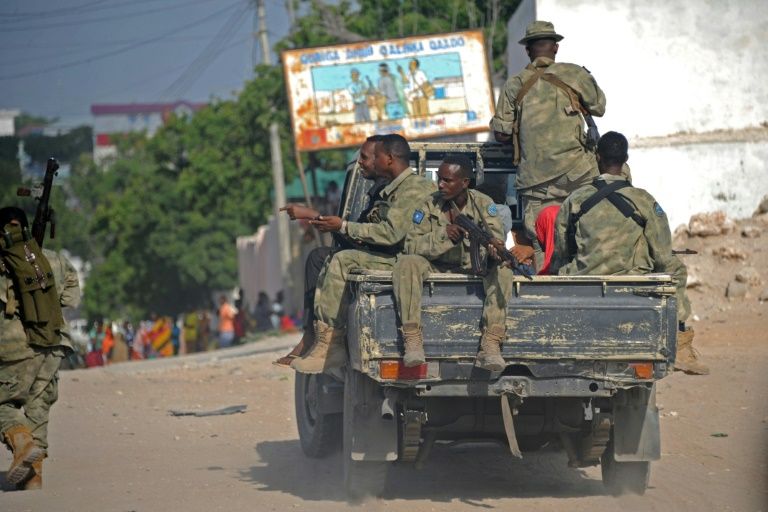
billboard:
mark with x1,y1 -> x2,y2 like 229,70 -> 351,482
282,30 -> 494,151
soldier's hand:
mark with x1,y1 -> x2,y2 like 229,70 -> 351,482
511,244 -> 535,265
445,224 -> 466,243
280,204 -> 319,220
487,243 -> 502,262
310,215 -> 343,232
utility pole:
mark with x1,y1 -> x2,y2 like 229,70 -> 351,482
255,0 -> 292,309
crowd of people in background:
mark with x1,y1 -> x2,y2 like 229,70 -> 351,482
78,290 -> 300,368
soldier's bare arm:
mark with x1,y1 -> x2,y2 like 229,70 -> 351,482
281,204 -> 320,220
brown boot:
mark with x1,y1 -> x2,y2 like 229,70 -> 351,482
401,323 -> 425,367
18,460 -> 42,491
476,325 -> 507,371
674,328 -> 709,375
291,320 -> 346,374
4,425 -> 45,486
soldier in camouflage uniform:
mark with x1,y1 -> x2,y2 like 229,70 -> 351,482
291,134 -> 435,374
0,206 -> 80,490
395,154 -> 513,370
550,132 -> 708,375
490,20 -> 606,269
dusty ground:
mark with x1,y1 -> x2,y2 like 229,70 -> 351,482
1,216 -> 767,512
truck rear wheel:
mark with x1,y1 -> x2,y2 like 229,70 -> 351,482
343,368 -> 387,500
295,373 -> 341,458
601,439 -> 650,495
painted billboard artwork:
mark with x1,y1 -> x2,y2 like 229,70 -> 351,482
282,31 -> 494,151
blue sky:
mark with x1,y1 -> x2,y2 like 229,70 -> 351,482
0,0 -> 291,128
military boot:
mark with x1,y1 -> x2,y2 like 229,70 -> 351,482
401,323 -> 425,367
18,460 -> 42,491
291,320 -> 346,374
674,328 -> 709,375
4,425 -> 45,486
475,325 -> 507,372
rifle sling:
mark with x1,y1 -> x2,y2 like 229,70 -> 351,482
512,67 -> 594,165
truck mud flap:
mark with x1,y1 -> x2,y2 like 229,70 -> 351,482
348,370 -> 398,462
613,384 -> 660,462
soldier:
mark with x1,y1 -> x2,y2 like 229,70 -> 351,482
550,132 -> 708,375
274,135 -> 387,367
490,20 -> 606,268
395,154 -> 514,370
0,206 -> 80,490
291,134 -> 435,374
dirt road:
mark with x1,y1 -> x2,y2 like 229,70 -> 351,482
1,300 -> 766,512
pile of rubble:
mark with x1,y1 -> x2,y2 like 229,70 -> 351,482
674,195 -> 768,311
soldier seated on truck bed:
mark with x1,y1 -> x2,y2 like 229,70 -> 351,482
550,131 -> 708,375
394,154 -> 515,371
291,134 -> 435,374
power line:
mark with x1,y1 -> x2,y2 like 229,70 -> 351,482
0,1 -> 246,81
161,3 -> 251,99
0,34 -> 235,67
0,0 -> 110,18
0,0 -> 228,31
0,34 -> 221,51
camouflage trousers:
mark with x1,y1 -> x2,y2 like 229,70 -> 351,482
393,254 -> 514,329
314,249 -> 396,329
0,347 -> 63,450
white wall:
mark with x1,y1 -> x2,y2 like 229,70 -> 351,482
631,141 -> 768,229
534,0 -> 768,139
501,0 -> 768,223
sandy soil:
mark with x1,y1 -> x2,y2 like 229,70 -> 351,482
1,218 -> 766,512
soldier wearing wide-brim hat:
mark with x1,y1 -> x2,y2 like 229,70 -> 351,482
490,20 -> 606,271
517,20 -> 564,45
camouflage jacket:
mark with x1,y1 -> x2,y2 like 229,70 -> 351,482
345,168 -> 436,251
551,175 -> 690,320
0,249 -> 80,361
404,189 -> 505,270
490,57 -> 606,190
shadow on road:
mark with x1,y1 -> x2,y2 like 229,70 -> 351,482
242,439 -> 607,502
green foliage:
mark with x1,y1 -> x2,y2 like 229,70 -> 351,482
79,65 -> 297,319
23,126 -> 93,163
13,112 -> 57,133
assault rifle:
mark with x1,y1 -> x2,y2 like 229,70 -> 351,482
451,211 -> 534,279
17,157 -> 59,248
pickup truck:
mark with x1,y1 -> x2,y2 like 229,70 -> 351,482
294,142 -> 677,498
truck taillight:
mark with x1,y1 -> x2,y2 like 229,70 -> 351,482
629,362 -> 654,379
379,360 -> 436,380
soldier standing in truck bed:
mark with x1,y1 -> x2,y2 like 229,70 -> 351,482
490,20 -> 606,269
550,132 -> 708,375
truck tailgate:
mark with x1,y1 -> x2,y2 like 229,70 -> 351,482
347,272 -> 677,362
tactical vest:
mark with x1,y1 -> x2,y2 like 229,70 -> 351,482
0,223 -> 64,346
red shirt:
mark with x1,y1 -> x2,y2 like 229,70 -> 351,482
535,205 -> 560,275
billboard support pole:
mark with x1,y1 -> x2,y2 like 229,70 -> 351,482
256,0 -> 293,312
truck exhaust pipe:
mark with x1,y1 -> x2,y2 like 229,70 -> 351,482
381,397 -> 395,420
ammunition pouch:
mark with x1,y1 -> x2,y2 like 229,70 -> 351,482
0,224 -> 63,346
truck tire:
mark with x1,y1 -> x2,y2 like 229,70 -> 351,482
295,373 -> 341,458
343,368 -> 387,500
601,439 -> 650,495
